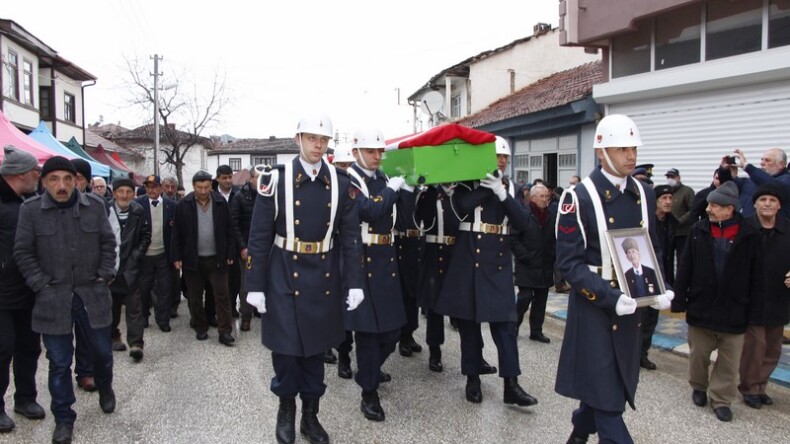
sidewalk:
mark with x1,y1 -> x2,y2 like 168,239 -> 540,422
545,290 -> 790,388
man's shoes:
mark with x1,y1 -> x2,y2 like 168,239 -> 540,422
129,346 -> 144,362
465,375 -> 483,403
196,331 -> 209,341
640,356 -> 657,370
692,389 -> 708,407
52,423 -> 73,444
77,376 -> 97,392
555,283 -> 572,293
398,341 -> 412,357
158,324 -> 171,332
743,395 -> 762,409
219,332 -> 235,346
480,358 -> 497,375
403,336 -> 422,353
99,387 -> 116,414
323,349 -> 337,364
566,430 -> 589,444
428,346 -> 443,373
360,391 -> 385,421
240,319 -> 251,332
0,412 -> 15,433
379,371 -> 391,383
759,394 -> 774,405
337,354 -> 352,379
299,398 -> 329,444
503,376 -> 538,406
275,397 -> 296,444
112,338 -> 127,352
529,332 -> 551,344
14,401 -> 45,420
714,406 -> 732,422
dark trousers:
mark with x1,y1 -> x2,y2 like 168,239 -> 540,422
458,319 -> 520,377
337,331 -> 354,355
137,253 -> 173,328
227,260 -> 241,314
73,319 -> 93,382
516,286 -> 549,335
354,330 -> 399,392
184,256 -> 233,335
640,307 -> 660,358
673,235 -> 687,268
271,352 -> 326,399
111,283 -> 145,348
169,266 -> 181,316
571,401 -> 632,444
400,297 -> 419,340
424,309 -> 445,347
42,295 -> 113,425
238,262 -> 255,322
0,308 -> 41,411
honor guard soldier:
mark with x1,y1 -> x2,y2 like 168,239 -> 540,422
414,184 -> 459,372
344,128 -> 412,422
554,114 -> 673,444
435,136 -> 538,407
245,114 -> 365,444
395,185 -> 425,357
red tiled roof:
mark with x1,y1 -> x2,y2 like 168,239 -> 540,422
208,137 -> 299,155
457,61 -> 602,128
85,129 -> 141,157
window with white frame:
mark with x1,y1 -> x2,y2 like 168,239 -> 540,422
769,0 -> 790,48
39,87 -> 51,119
558,153 -> 577,168
229,158 -> 242,171
5,51 -> 18,100
64,93 -> 75,123
252,156 -> 275,167
22,59 -> 33,105
450,95 -> 461,118
706,0 -> 763,61
611,25 -> 651,78
655,4 -> 701,70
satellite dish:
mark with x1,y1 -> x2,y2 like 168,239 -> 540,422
419,91 -> 444,116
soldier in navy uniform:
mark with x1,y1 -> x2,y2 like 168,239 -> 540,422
435,136 -> 538,407
555,115 -> 673,444
343,128 -> 412,422
245,114 -> 364,444
395,193 -> 425,358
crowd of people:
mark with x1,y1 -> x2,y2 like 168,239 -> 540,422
0,112 -> 787,444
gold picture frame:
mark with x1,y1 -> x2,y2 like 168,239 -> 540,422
605,227 -> 666,308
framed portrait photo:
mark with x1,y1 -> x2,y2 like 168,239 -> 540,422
606,227 -> 666,308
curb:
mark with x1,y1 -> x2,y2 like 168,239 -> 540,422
546,306 -> 790,389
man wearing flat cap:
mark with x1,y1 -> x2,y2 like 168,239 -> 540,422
0,146 -> 46,432
672,180 -> 763,422
14,155 -> 118,444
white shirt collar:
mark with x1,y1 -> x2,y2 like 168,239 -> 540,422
600,168 -> 628,191
356,164 -> 376,178
299,158 -> 322,181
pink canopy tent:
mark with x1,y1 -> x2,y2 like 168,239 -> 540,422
0,110 -> 66,164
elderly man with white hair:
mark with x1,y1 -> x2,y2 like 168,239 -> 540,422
92,176 -> 111,201
734,146 -> 790,218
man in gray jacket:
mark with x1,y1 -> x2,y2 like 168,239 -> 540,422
14,156 -> 117,444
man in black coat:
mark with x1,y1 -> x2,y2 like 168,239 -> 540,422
171,171 -> 236,346
135,175 -> 178,331
672,181 -> 763,422
230,166 -> 258,331
739,182 -> 790,409
208,164 -> 241,321
0,146 -> 46,432
510,183 -> 556,343
107,179 -> 151,362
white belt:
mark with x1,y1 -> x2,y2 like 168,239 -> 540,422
425,234 -> 455,245
274,234 -> 332,254
458,221 -> 509,235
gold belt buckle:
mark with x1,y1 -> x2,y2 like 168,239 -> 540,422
483,223 -> 501,234
295,241 -> 320,254
406,229 -> 421,237
445,236 -> 456,245
379,234 -> 391,244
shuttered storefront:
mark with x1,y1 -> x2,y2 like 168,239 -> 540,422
609,79 -> 790,192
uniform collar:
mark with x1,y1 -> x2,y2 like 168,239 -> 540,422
591,168 -> 640,202
294,157 -> 330,186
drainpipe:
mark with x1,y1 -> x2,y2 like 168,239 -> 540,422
81,80 -> 96,147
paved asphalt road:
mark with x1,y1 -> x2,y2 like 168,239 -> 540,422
3,304 -> 789,443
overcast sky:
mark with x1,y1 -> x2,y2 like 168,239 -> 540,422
4,1 -> 559,141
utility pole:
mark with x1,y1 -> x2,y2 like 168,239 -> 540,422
151,54 -> 163,176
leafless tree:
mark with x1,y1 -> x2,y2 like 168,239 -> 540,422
125,58 -> 229,185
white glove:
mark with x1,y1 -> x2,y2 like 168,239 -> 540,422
346,288 -> 364,311
247,291 -> 267,314
650,293 -> 672,310
387,176 -> 406,191
663,289 -> 675,301
615,294 -> 637,316
480,174 -> 507,201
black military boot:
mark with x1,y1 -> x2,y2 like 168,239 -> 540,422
360,390 -> 385,421
566,430 -> 589,443
503,377 -> 538,406
337,352 -> 352,379
428,346 -> 443,372
465,375 -> 482,403
275,397 -> 296,444
323,349 -> 337,364
299,398 -> 329,444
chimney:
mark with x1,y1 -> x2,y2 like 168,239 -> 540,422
508,69 -> 516,94
533,22 -> 551,37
